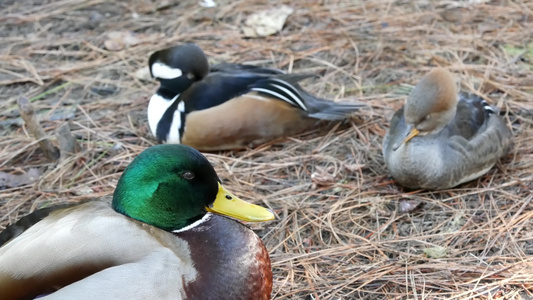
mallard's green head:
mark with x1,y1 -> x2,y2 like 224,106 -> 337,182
112,144 -> 274,231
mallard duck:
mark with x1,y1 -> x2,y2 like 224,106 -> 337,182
0,144 -> 274,299
147,43 -> 364,151
383,68 -> 512,190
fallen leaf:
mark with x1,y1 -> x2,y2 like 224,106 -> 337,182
198,0 -> 216,7
444,212 -> 465,233
423,246 -> 447,259
343,163 -> 365,173
104,31 -> 164,51
311,167 -> 336,187
242,5 -> 294,38
0,168 -> 41,189
73,187 -> 95,196
137,0 -> 173,13
399,199 -> 423,213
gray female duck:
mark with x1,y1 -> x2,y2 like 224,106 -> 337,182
383,68 -> 512,190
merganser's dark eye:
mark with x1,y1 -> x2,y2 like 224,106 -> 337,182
182,171 -> 195,180
187,73 -> 195,80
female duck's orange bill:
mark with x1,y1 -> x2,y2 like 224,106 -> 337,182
393,127 -> 420,151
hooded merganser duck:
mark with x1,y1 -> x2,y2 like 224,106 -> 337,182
383,68 -> 512,190
147,44 -> 364,151
0,144 -> 274,300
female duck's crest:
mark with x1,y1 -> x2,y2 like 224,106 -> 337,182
394,68 -> 458,150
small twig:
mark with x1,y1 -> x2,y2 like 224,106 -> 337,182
17,96 -> 59,161
276,207 -> 288,255
55,121 -> 80,162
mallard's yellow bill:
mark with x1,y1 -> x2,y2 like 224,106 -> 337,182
392,128 -> 420,151
206,183 -> 275,222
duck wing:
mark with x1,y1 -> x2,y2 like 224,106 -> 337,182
439,93 -> 512,187
447,93 -> 496,139
0,201 -> 187,300
210,63 -> 284,75
183,65 -> 364,119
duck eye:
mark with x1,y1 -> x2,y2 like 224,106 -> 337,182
181,171 -> 195,180
423,115 -> 431,122
225,195 -> 232,200
186,73 -> 195,80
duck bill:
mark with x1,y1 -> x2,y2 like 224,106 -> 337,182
206,183 -> 275,222
392,126 -> 420,151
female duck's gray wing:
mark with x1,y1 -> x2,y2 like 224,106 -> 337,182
448,93 -> 495,139
442,112 -> 512,187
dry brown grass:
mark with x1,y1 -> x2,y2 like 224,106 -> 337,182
1,0 -> 532,299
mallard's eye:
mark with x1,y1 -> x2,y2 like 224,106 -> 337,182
186,73 -> 195,80
182,171 -> 195,180
423,114 -> 431,122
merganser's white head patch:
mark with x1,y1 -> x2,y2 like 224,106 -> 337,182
151,62 -> 183,80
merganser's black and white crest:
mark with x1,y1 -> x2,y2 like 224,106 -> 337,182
148,44 -> 209,144
147,43 -> 364,150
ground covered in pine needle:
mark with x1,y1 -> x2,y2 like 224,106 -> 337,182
1,0 -> 532,299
